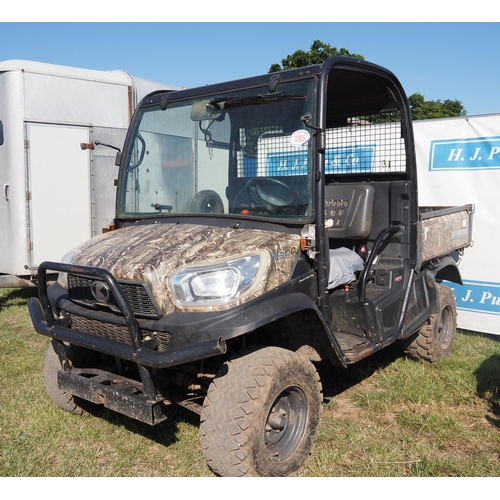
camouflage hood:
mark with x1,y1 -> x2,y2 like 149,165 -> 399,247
72,222 -> 301,313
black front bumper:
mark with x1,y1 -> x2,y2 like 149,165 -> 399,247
28,261 -> 227,370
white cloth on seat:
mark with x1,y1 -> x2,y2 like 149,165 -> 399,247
328,247 -> 365,289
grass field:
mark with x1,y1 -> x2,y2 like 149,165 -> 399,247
1,287 -> 500,477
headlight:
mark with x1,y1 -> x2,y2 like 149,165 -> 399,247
171,253 -> 266,307
56,246 -> 83,289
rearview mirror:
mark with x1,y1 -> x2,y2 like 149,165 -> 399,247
191,100 -> 224,121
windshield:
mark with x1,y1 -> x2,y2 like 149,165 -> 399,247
118,78 -> 315,223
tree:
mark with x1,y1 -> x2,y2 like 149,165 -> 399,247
269,41 -> 467,119
268,40 -> 364,73
408,92 -> 467,120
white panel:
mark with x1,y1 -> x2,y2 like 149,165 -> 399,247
414,114 -> 500,335
24,73 -> 131,128
27,123 -> 91,267
0,70 -> 30,275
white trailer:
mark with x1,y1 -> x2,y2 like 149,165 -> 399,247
0,60 -> 181,287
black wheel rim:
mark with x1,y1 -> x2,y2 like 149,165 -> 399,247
264,386 -> 308,463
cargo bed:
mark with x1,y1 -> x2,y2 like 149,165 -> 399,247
418,204 -> 474,266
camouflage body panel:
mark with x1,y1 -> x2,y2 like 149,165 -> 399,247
72,223 -> 301,314
419,206 -> 473,262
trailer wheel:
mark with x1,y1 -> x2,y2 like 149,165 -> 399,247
42,340 -> 94,415
190,190 -> 224,213
200,346 -> 322,477
404,283 -> 457,363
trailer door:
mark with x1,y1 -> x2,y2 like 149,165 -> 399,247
27,122 -> 91,268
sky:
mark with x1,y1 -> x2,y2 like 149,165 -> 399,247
1,16 -> 499,116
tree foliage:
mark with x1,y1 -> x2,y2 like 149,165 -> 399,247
269,41 -> 467,119
268,40 -> 364,73
409,92 -> 466,120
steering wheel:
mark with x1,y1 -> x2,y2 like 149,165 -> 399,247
245,177 -> 302,214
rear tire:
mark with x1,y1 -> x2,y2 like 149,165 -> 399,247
404,283 -> 457,363
200,346 -> 322,477
42,340 -> 94,415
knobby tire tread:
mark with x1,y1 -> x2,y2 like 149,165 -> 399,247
199,346 -> 322,477
404,284 -> 457,363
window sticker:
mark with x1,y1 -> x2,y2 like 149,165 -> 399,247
290,130 -> 310,148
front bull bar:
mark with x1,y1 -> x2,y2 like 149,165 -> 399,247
27,261 -> 227,370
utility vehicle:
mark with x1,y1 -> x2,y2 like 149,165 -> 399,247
28,56 -> 473,477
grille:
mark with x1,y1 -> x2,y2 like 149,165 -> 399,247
68,275 -> 161,319
67,313 -> 171,352
382,300 -> 401,329
326,118 -> 406,175
404,279 -> 428,325
380,279 -> 428,331
236,114 -> 406,178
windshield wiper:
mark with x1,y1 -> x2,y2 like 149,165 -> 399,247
210,93 -> 306,110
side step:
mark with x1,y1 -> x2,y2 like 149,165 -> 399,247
334,331 -> 375,363
58,368 -> 170,425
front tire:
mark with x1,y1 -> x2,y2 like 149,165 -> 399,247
42,340 -> 94,415
404,283 -> 457,363
200,346 -> 322,477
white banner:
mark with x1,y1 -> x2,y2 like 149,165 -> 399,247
414,114 -> 500,335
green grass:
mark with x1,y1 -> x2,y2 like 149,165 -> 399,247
1,287 -> 500,477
